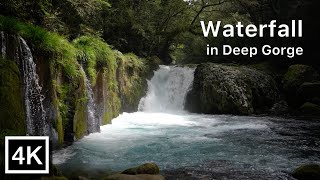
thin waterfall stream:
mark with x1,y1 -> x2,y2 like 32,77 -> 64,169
81,66 -> 100,133
18,37 -> 48,136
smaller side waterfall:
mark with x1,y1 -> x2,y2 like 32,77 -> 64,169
18,37 -> 48,136
138,65 -> 195,113
81,67 -> 100,133
1,31 -> 6,58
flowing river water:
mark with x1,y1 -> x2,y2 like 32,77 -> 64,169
53,66 -> 320,179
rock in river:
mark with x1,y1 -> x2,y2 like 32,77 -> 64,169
185,63 -> 279,115
292,164 -> 320,180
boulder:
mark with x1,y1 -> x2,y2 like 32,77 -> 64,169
122,163 -> 160,175
297,82 -> 320,103
103,174 -> 165,180
185,63 -> 279,114
282,64 -> 320,106
299,102 -> 320,116
292,164 -> 320,180
270,100 -> 289,115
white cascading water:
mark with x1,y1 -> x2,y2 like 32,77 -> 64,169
138,65 -> 195,113
80,66 -> 100,133
18,37 -> 48,136
1,31 -> 6,58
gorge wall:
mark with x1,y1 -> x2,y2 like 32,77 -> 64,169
0,28 -> 158,148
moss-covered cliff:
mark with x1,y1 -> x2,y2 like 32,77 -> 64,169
0,16 -> 157,147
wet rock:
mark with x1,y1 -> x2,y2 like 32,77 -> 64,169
185,63 -> 279,114
282,64 -> 320,107
103,174 -> 165,180
292,164 -> 320,180
299,102 -> 320,116
40,176 -> 68,180
270,100 -> 289,115
122,163 -> 160,175
297,82 -> 320,103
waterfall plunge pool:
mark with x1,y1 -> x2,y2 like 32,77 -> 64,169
53,113 -> 320,179
53,66 -> 320,179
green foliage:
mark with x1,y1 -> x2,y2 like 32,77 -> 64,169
0,0 -> 51,24
73,35 -> 115,85
0,15 -> 80,79
102,0 -> 190,61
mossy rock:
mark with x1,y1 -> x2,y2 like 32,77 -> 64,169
283,65 -> 320,91
122,163 -> 160,175
0,58 -> 25,135
73,72 -> 88,139
292,164 -> 320,180
51,164 -> 62,176
283,64 -> 320,106
185,63 -> 279,115
299,102 -> 320,115
298,82 -> 320,102
41,176 -> 68,180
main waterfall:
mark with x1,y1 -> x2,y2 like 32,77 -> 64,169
138,65 -> 195,112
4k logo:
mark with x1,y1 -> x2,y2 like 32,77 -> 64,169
5,136 -> 49,174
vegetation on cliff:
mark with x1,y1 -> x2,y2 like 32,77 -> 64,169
0,15 -> 155,145
0,15 -> 80,79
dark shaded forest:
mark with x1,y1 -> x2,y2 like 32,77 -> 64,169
1,0 -> 316,65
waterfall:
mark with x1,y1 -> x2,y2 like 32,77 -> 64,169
18,37 -> 49,136
81,66 -> 100,133
138,65 -> 195,113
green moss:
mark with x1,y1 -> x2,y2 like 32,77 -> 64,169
51,84 -> 64,144
0,58 -> 26,172
122,163 -> 160,175
115,51 -> 147,112
103,66 -> 121,124
283,64 -> 320,92
0,15 -> 80,79
0,58 -> 26,137
74,100 -> 87,139
40,176 -> 68,180
73,35 -> 115,86
73,72 -> 88,139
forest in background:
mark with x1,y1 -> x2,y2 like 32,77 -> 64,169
1,0 -> 316,66
1,1 -> 320,179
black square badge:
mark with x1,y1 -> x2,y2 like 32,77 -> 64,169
5,136 -> 49,174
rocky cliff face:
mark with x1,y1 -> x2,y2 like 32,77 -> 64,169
185,63 -> 280,115
0,32 -> 155,147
